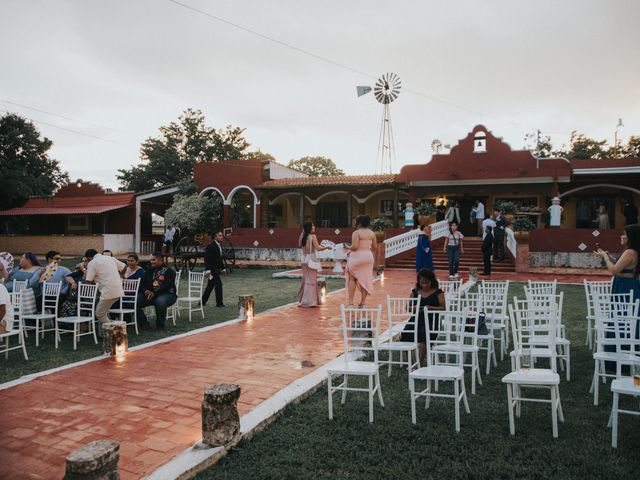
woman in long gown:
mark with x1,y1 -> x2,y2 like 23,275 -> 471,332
298,221 -> 331,307
345,215 -> 377,307
416,224 -> 434,271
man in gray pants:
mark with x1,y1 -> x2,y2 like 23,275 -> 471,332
84,249 -> 126,336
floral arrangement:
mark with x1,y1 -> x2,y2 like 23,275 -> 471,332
511,216 -> 537,231
493,200 -> 517,214
415,202 -> 437,215
370,217 -> 393,232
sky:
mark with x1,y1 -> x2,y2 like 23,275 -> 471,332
1,0 -> 639,190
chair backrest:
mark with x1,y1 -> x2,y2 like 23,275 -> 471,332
340,304 -> 382,362
7,291 -> 20,332
76,283 -> 98,318
12,279 -> 28,293
120,278 -> 140,308
583,279 -> 612,318
610,310 -> 640,378
593,294 -> 639,352
188,271 -> 205,297
526,279 -> 557,296
386,295 -> 420,345
478,281 -> 509,315
509,297 -> 558,371
440,280 -> 462,297
423,307 -> 467,368
41,281 -> 62,314
174,270 -> 182,295
525,291 -> 564,333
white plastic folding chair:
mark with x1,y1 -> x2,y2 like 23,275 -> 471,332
469,292 -> 499,375
327,305 -> 384,423
109,278 -> 141,334
525,291 -> 571,381
432,303 -> 483,394
177,271 -> 204,322
479,280 -> 510,356
21,281 -> 62,347
409,308 -> 470,432
55,283 -> 98,350
527,279 -> 557,296
378,295 -> 420,377
440,279 -> 463,298
605,309 -> 640,448
166,270 -> 181,325
591,293 -> 639,406
502,298 -> 564,438
1,291 -> 29,360
583,279 -> 612,350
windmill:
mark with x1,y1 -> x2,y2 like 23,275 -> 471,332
357,72 -> 402,174
431,139 -> 442,154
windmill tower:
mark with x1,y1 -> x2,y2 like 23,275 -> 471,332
357,72 -> 402,174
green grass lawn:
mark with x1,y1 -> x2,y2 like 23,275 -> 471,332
197,283 -> 640,480
1,268 -> 343,384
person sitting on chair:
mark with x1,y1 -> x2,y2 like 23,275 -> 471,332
136,252 -> 177,331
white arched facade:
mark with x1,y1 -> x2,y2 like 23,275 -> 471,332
198,186 -> 226,202
559,183 -> 640,198
226,185 -> 260,228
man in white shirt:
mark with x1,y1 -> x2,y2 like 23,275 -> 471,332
473,200 -> 486,236
84,249 -> 126,334
163,225 -> 175,254
0,283 -> 13,334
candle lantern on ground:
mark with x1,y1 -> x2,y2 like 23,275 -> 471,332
238,295 -> 254,321
102,321 -> 127,359
317,278 -> 327,304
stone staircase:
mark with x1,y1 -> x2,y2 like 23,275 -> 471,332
386,237 -> 516,272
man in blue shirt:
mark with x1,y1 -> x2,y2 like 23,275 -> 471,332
28,250 -> 71,302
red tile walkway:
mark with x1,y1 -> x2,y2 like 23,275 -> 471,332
0,269 -> 600,479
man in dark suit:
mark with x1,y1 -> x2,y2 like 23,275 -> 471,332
202,230 -> 227,307
493,209 -> 506,261
481,225 -> 494,275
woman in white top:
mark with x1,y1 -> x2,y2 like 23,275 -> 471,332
445,202 -> 461,224
443,222 -> 464,277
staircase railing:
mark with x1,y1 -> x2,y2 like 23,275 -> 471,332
505,227 -> 517,259
383,220 -> 450,259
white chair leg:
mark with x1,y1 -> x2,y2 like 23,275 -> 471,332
375,371 -> 384,407
475,353 -> 483,386
341,375 -> 348,404
35,320 -> 40,347
92,321 -> 98,345
611,392 -> 619,448
368,375 -> 374,423
593,361 -> 600,406
410,377 -> 417,424
551,385 -> 558,438
556,386 -> 565,422
461,378 -> 470,413
21,329 -> 29,360
454,380 -> 461,432
388,350 -> 393,377
73,324 -> 77,350
566,346 -> 571,381
516,385 -> 522,418
485,345 -> 492,375
507,384 -> 515,435
55,321 -> 59,349
327,373 -> 333,420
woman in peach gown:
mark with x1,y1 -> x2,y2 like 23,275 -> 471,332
298,221 -> 332,307
345,215 -> 377,307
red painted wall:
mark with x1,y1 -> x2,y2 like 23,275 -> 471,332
194,160 -> 266,200
529,229 -> 623,253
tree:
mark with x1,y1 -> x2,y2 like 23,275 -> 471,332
163,194 -> 222,234
117,108 -> 251,191
287,156 -> 345,177
560,131 -> 608,159
524,131 -> 553,158
0,113 -> 69,210
245,150 -> 276,162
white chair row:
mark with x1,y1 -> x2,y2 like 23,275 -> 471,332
1,291 -> 29,359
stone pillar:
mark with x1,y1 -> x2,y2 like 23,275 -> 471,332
102,321 -> 127,357
64,440 -> 120,480
223,204 -> 231,228
317,278 -> 327,304
238,295 -> 254,321
202,384 -> 241,447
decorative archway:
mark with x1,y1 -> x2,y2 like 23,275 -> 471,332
199,186 -> 227,203
226,185 -> 260,228
559,183 -> 640,198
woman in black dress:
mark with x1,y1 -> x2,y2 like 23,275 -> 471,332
401,268 -> 446,366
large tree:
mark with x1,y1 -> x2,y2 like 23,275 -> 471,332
525,130 -> 639,159
117,108 -> 251,191
287,156 -> 345,177
0,113 -> 69,210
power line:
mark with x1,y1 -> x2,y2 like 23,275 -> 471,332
0,100 -> 126,133
0,109 -> 123,145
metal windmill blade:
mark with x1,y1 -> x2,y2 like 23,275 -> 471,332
373,72 -> 401,104
431,139 -> 442,154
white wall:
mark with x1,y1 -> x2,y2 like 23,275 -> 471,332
103,234 -> 134,254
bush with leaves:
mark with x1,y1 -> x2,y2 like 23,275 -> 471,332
493,200 -> 517,214
511,216 -> 537,231
164,194 -> 222,235
370,217 -> 393,232
415,202 -> 436,215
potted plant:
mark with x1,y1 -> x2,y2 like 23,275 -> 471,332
494,200 -> 517,223
370,217 -> 393,242
511,216 -> 536,242
415,201 -> 436,226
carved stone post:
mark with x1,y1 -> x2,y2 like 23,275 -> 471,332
238,295 -> 254,321
202,384 -> 241,447
64,440 -> 120,480
102,321 -> 127,357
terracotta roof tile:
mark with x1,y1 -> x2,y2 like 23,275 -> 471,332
0,193 -> 135,216
260,174 -> 396,188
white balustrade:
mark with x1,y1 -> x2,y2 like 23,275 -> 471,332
505,227 -> 517,259
383,220 -> 450,259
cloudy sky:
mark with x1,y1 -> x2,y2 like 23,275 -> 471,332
1,0 -> 638,189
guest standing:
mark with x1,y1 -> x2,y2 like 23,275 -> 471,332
84,249 -> 126,334
493,209 -> 506,261
594,224 -> 640,299
597,205 -> 610,229
444,222 -> 464,277
0,252 -> 40,292
202,231 -> 227,308
400,268 -> 446,366
136,252 -> 177,330
435,199 -> 446,222
345,215 -> 377,307
163,224 -> 175,254
445,202 -> 461,225
481,226 -> 494,276
473,200 -> 485,236
297,221 -> 332,307
415,224 -> 434,271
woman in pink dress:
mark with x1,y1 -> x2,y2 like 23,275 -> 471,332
298,221 -> 332,307
345,215 -> 378,307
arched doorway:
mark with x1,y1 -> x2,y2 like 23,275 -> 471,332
226,185 -> 260,228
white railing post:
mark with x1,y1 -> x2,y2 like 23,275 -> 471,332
383,220 -> 450,259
